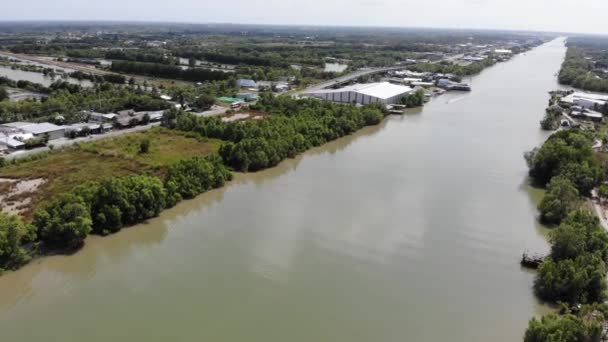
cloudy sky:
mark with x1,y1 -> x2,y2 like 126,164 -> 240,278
2,0 -> 608,34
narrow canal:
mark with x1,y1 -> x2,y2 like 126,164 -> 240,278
0,38 -> 566,341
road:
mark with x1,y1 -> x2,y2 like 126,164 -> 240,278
4,123 -> 162,161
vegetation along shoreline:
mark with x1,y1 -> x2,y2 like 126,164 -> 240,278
523,36 -> 608,341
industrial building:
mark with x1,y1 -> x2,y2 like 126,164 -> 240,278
1,122 -> 66,140
307,82 -> 413,105
560,92 -> 608,109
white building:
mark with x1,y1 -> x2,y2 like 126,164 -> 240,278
1,122 -> 66,140
560,92 -> 608,109
307,82 -> 413,105
494,49 -> 513,54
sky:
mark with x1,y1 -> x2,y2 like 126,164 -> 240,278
2,0 -> 608,35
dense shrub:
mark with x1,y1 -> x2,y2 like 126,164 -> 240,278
534,211 -> 608,305
170,94 -> 386,171
525,313 -> 602,342
528,130 -> 603,195
538,176 -> 579,225
165,156 -> 232,206
0,213 -> 35,270
111,61 -> 230,82
34,193 -> 92,248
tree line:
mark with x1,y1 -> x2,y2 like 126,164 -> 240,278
0,82 -> 170,123
68,71 -> 127,84
526,129 -> 604,225
165,93 -> 386,172
559,46 -> 608,93
111,60 -> 230,82
524,129 -> 608,340
409,58 -> 496,78
0,155 -> 231,269
104,50 -> 175,65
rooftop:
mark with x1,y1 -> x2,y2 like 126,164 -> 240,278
311,82 -> 413,100
22,123 -> 64,135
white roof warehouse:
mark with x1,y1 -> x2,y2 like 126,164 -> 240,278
308,82 -> 413,105
1,122 -> 66,140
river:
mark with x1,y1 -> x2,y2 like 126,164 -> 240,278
0,38 -> 565,341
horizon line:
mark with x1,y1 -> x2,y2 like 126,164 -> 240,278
0,19 -> 600,36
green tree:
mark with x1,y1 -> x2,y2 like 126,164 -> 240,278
194,94 -> 215,110
165,156 -> 232,206
0,213 -> 35,270
535,210 -> 608,304
538,176 -> 580,225
34,193 -> 92,248
0,86 -> 8,102
401,89 -> 426,107
528,130 -> 601,193
139,138 -> 151,154
524,313 -> 601,342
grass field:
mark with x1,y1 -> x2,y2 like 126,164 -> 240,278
0,127 -> 221,219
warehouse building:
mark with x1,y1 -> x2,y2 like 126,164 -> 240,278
307,82 -> 413,105
560,92 -> 608,109
1,122 -> 66,140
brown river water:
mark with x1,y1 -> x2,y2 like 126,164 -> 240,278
0,38 -> 566,341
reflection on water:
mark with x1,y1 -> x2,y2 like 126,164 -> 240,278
0,38 -> 566,342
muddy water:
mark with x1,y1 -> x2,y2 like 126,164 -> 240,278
0,38 -> 566,342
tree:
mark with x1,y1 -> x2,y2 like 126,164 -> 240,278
400,89 -> 426,107
0,213 -> 35,270
188,57 -> 196,68
142,113 -> 151,125
524,313 -> 601,342
139,138 -> 151,154
535,210 -> 608,304
552,210 -> 608,262
164,155 -> 232,206
0,86 -> 8,102
538,176 -> 580,225
528,130 -> 602,194
194,94 -> 215,110
34,193 -> 92,248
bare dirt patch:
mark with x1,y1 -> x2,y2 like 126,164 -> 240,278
0,178 -> 46,216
